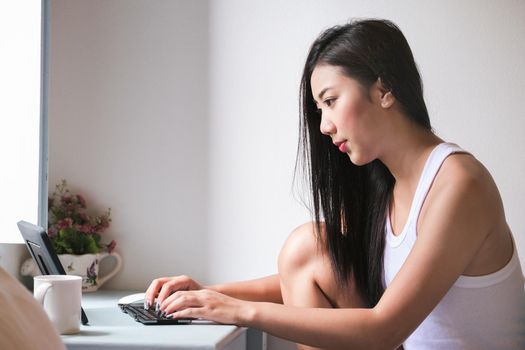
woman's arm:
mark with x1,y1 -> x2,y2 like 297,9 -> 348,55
160,164 -> 496,349
208,274 -> 283,303
146,274 -> 282,308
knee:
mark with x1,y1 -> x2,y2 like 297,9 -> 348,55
278,222 -> 322,277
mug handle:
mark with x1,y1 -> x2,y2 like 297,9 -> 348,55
97,252 -> 123,287
34,282 -> 52,305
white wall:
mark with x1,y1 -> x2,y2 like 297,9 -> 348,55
49,1 -> 525,349
208,0 -> 525,281
49,0 -> 210,288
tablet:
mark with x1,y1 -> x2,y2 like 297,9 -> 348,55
17,220 -> 89,325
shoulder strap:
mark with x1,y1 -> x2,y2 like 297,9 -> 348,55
410,143 -> 468,227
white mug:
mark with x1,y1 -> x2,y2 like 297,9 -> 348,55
34,275 -> 82,335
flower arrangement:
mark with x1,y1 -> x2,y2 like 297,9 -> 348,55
48,180 -> 116,255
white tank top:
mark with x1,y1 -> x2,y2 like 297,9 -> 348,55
383,142 -> 525,350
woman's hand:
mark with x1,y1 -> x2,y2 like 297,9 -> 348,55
144,275 -> 203,310
159,289 -> 254,325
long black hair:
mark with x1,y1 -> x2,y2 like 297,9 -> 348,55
297,19 -> 432,307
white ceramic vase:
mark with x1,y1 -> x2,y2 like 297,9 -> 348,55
21,252 -> 122,292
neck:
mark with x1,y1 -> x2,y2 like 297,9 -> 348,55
378,117 -> 442,189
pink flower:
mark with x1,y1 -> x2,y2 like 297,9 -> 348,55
48,227 -> 57,237
61,195 -> 73,205
76,194 -> 87,208
57,218 -> 73,229
107,240 -> 117,254
47,180 -> 116,255
81,224 -> 95,234
73,223 -> 90,234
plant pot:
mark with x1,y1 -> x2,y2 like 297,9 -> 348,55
21,252 -> 122,292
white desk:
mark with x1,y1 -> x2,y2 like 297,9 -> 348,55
61,290 -> 254,350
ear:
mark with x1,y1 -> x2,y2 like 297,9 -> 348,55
377,77 -> 394,108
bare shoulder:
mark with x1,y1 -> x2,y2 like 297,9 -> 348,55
419,150 -> 507,244
418,153 -> 505,241
435,152 -> 502,206
440,152 -> 491,183
420,151 -> 513,275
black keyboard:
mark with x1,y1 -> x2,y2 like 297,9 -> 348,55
119,302 -> 193,325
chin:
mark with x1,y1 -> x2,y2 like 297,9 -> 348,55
348,152 -> 373,166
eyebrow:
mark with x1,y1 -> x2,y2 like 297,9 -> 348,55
317,86 -> 334,101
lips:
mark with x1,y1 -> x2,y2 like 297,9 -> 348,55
333,140 -> 347,153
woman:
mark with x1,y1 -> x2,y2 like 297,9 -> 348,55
145,19 -> 524,349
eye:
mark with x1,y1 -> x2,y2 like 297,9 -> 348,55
323,97 -> 336,107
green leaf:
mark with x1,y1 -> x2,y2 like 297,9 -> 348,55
93,233 -> 101,245
85,236 -> 99,254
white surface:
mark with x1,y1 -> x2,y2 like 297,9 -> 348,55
62,289 -> 246,350
0,0 -> 41,244
117,292 -> 145,305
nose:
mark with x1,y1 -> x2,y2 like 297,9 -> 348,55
319,113 -> 336,136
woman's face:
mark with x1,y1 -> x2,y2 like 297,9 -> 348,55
310,64 -> 386,166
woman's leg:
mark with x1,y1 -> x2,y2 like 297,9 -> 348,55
278,222 -> 366,350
